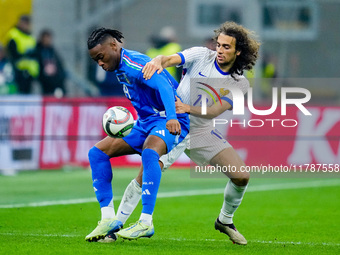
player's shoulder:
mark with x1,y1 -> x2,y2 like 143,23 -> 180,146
182,46 -> 215,57
234,74 -> 249,83
227,74 -> 250,89
180,47 -> 216,66
121,48 -> 149,72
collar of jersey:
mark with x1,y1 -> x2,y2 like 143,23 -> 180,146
117,48 -> 126,70
214,59 -> 230,76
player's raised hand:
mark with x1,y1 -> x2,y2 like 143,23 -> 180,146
166,119 -> 181,135
142,57 -> 163,80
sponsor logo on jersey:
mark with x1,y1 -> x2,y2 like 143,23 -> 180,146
198,72 -> 207,77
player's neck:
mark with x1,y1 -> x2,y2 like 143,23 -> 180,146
216,60 -> 232,73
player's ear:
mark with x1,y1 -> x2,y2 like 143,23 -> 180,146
236,50 -> 241,56
109,38 -> 118,50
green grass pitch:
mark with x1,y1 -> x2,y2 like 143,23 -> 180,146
0,168 -> 339,255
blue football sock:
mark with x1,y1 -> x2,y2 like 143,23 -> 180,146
141,148 -> 162,215
88,146 -> 113,208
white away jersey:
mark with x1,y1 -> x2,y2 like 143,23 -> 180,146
176,47 -> 250,129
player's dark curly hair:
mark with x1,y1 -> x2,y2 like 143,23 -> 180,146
87,27 -> 124,50
213,21 -> 260,78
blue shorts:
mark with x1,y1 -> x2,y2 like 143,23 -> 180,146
123,115 -> 189,154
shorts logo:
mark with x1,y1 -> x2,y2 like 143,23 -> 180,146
155,130 -> 165,136
142,189 -> 151,195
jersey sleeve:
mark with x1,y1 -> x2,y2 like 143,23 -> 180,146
177,47 -> 210,68
140,72 -> 177,121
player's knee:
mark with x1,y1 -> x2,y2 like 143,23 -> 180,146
88,146 -> 97,162
231,172 -> 249,186
88,146 -> 109,167
158,160 -> 164,170
142,148 -> 160,162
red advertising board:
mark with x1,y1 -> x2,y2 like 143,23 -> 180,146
217,106 -> 340,167
39,97 -> 138,169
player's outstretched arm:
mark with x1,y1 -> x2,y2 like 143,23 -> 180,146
142,54 -> 182,80
175,96 -> 232,119
141,67 -> 181,135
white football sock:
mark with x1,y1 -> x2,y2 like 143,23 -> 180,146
117,179 -> 142,224
101,199 -> 115,220
139,213 -> 153,226
219,180 -> 248,224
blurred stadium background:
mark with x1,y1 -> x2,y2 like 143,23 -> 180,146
0,0 -> 339,174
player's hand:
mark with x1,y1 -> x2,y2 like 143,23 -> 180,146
175,96 -> 190,114
166,119 -> 181,135
142,57 -> 163,80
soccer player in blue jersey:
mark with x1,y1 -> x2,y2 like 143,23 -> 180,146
85,28 -> 189,242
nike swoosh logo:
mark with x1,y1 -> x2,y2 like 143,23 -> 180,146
199,72 -> 207,77
120,211 -> 129,215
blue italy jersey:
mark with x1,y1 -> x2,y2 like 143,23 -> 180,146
114,48 -> 182,121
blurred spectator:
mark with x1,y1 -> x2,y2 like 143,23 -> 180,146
204,37 -> 216,50
0,45 -> 16,94
4,15 -> 39,94
246,52 -> 277,99
146,26 -> 182,81
260,53 -> 277,98
35,29 -> 66,97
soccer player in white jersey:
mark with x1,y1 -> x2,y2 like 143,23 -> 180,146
115,21 -> 260,245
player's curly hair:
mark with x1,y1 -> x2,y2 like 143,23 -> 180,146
214,21 -> 260,78
87,27 -> 124,50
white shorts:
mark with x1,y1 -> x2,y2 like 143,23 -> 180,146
160,129 -> 232,170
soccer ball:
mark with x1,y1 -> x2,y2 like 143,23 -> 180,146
102,106 -> 134,138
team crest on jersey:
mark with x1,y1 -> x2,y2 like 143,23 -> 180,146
116,72 -> 131,85
220,88 -> 230,96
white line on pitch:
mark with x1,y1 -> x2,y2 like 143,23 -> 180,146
165,237 -> 340,247
0,232 -> 339,247
1,179 -> 339,209
0,232 -> 78,238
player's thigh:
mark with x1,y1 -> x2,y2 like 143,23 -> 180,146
143,121 -> 178,156
95,136 -> 136,158
210,147 -> 249,181
187,130 -> 232,166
